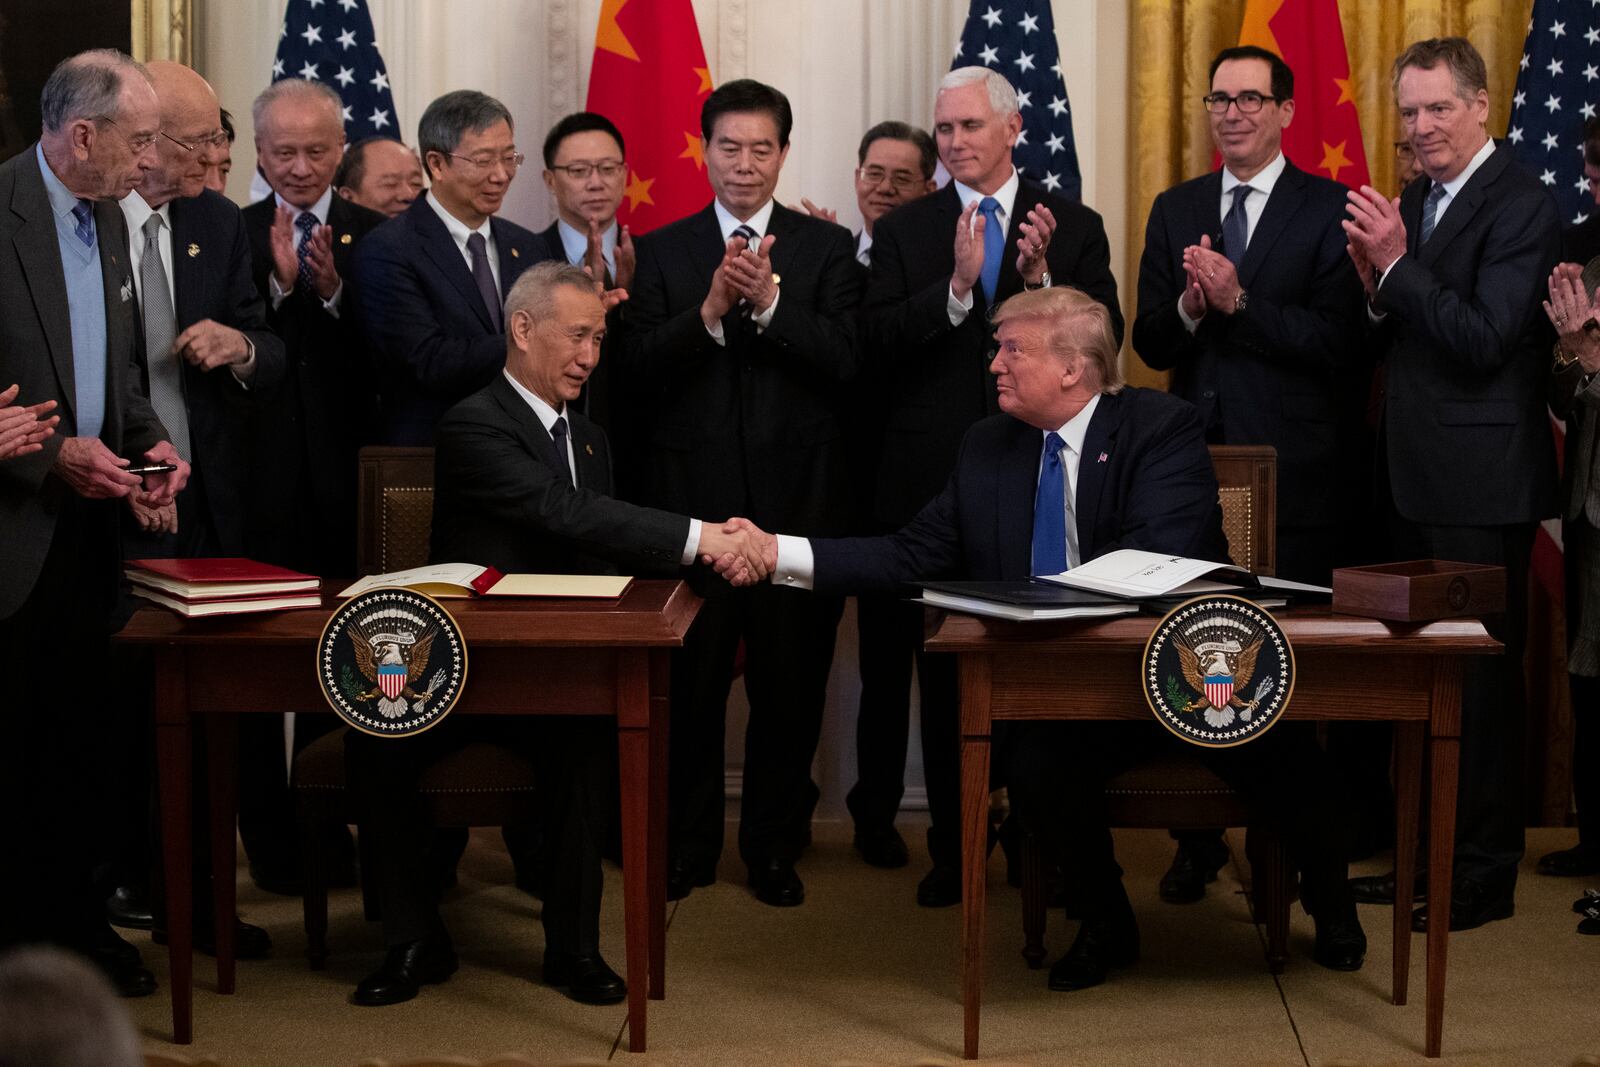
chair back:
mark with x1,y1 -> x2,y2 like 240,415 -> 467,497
356,447 -> 436,576
1208,445 -> 1276,577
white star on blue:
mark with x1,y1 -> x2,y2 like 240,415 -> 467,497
272,0 -> 397,138
1511,0 -> 1600,224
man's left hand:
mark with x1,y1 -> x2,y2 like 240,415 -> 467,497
726,234 -> 779,313
137,440 -> 189,506
1184,236 -> 1243,315
1343,185 -> 1407,274
302,223 -> 340,301
1015,204 -> 1056,285
614,225 -> 636,293
174,319 -> 250,372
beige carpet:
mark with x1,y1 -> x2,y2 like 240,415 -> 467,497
127,822 -> 1600,1067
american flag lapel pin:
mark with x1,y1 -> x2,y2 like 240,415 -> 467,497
1098,451 -> 1109,463
585,444 -> 593,455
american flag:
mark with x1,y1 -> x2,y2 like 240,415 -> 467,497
951,0 -> 1082,200
270,0 -> 398,143
1507,0 -> 1600,225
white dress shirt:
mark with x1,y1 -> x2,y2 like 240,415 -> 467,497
267,186 -> 343,314
428,191 -> 500,292
948,166 -> 1024,325
855,229 -> 873,267
705,197 -> 780,344
502,370 -> 700,565
772,394 -> 1102,587
1178,151 -> 1287,331
556,218 -> 618,279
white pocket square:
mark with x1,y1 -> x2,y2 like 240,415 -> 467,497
119,279 -> 134,302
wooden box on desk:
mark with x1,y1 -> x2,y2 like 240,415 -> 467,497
1331,560 -> 1506,622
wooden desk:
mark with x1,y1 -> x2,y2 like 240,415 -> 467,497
117,580 -> 700,1053
924,606 -> 1501,1060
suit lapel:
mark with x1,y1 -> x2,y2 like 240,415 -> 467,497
1189,170 -> 1225,245
489,372 -> 570,478
491,215 -> 532,295
1239,164 -> 1306,285
764,201 -> 802,289
413,195 -> 496,331
1074,392 -> 1122,562
1419,145 -> 1509,266
996,420 -> 1038,580
570,415 -> 610,494
688,203 -> 726,285
168,198 -> 203,331
11,150 -> 76,421
1402,174 -> 1426,257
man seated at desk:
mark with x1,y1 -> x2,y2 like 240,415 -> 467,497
345,260 -> 765,1008
719,286 -> 1366,987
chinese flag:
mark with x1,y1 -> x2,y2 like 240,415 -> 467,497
585,0 -> 714,234
1237,0 -> 1369,189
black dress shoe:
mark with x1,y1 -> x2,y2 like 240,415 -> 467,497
153,916 -> 273,960
352,938 -> 458,1006
853,824 -> 910,869
667,857 -> 715,902
68,926 -> 156,998
1410,879 -> 1514,933
1311,906 -> 1367,971
1538,844 -> 1600,877
1047,913 -> 1140,991
1158,839 -> 1229,904
917,862 -> 961,907
543,950 -> 627,1004
106,885 -> 154,930
1573,888 -> 1600,914
747,858 -> 804,907
1350,869 -> 1427,905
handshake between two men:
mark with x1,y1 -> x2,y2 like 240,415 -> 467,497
697,518 -> 778,586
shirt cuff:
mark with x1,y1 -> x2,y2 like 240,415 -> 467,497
229,337 -> 257,388
680,518 -> 702,566
268,273 -> 289,311
706,317 -> 726,346
322,280 -> 343,318
771,533 -> 815,590
752,287 -> 778,330
1376,254 -> 1403,289
947,284 -> 973,326
1177,294 -> 1201,333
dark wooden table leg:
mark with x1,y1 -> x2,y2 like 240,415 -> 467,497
205,716 -> 239,994
616,651 -> 650,1053
1392,719 -> 1424,1006
647,649 -> 670,1001
1425,661 -> 1463,1058
154,654 -> 193,1044
960,653 -> 993,1061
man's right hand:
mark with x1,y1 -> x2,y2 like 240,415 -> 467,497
127,495 -> 178,534
700,237 -> 746,330
269,204 -> 301,293
699,517 -> 777,585
0,384 -> 58,461
951,200 -> 984,301
51,437 -> 142,499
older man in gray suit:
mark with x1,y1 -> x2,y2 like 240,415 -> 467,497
0,49 -> 188,996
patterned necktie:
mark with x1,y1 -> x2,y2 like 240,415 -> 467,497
550,415 -> 575,486
1222,184 -> 1252,268
978,196 -> 1003,303
71,199 -> 95,248
1031,432 -> 1068,576
140,214 -> 190,462
295,211 -> 317,291
1419,181 -> 1447,245
732,223 -> 758,246
466,231 -> 503,331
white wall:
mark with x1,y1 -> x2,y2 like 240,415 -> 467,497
196,0 -> 1130,820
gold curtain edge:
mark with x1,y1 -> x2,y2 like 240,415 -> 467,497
131,0 -> 193,65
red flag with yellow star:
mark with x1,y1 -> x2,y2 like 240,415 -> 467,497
1237,0 -> 1368,189
585,0 -> 714,233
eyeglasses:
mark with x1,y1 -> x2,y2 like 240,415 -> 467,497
856,166 -> 926,193
93,115 -> 158,154
161,128 -> 229,155
1202,91 -> 1281,115
550,160 -> 625,181
1394,141 -> 1416,160
445,151 -> 526,174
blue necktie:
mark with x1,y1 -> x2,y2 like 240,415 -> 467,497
71,199 -> 95,248
1419,181 -> 1447,245
1031,432 -> 1067,576
295,211 -> 317,291
978,196 -> 1003,304
1221,184 -> 1251,268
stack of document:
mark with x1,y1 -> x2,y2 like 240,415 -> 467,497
126,558 -> 322,617
338,563 -> 633,600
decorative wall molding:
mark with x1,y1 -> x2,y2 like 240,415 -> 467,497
132,0 -> 193,65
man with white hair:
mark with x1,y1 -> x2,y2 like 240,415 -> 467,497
853,65 -> 1121,906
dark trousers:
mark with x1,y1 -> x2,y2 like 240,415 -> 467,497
1571,674 -> 1600,848
346,716 -> 611,955
1007,721 -> 1350,914
668,582 -> 844,868
0,497 -> 121,947
849,595 -> 960,866
1385,507 -> 1535,887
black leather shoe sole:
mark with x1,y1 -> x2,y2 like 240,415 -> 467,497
1350,871 -> 1428,905
153,921 -> 273,960
1047,942 -> 1138,991
352,951 -> 457,1007
748,867 -> 805,907
1538,846 -> 1600,877
106,887 -> 154,931
667,864 -> 716,902
543,955 -> 627,1005
916,865 -> 961,908
853,826 -> 910,869
1410,895 -> 1513,933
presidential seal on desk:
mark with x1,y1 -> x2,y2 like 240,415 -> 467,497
316,588 -> 468,737
1141,595 -> 1293,747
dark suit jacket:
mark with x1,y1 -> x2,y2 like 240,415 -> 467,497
0,146 -> 167,619
811,387 -> 1228,592
1132,160 -> 1363,529
430,371 -> 687,574
241,193 -> 387,569
616,200 -> 863,535
861,179 -> 1122,530
353,193 -> 553,445
1372,143 -> 1560,526
152,189 -> 284,556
